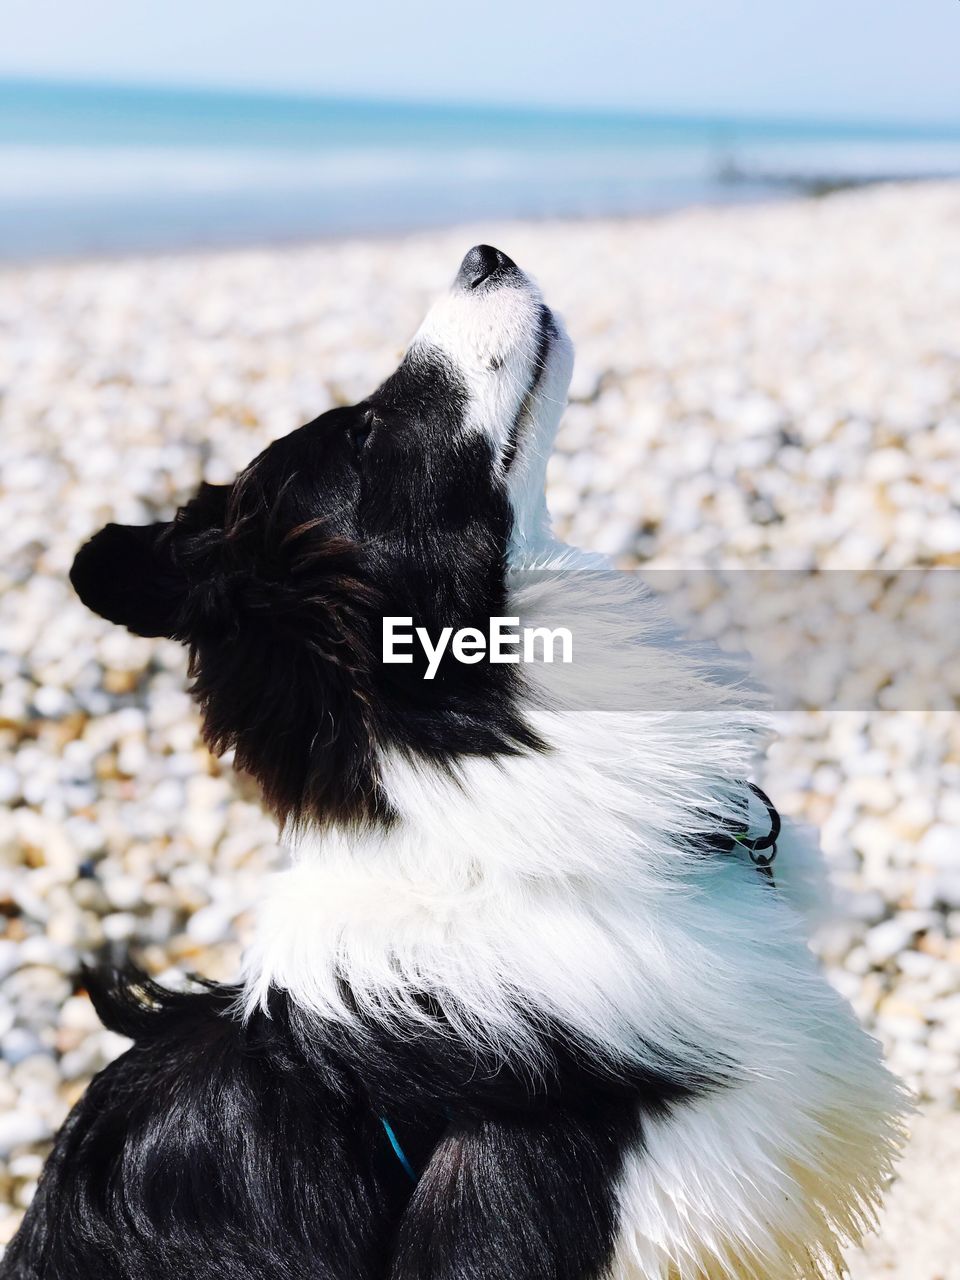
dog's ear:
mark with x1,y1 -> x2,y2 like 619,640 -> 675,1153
70,483 -> 233,639
70,520 -> 186,638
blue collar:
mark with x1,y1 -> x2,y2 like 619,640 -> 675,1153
379,1115 -> 418,1182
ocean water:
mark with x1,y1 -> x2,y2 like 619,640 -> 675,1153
2,79 -> 960,260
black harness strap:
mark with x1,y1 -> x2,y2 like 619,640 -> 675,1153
698,782 -> 781,887
736,783 -> 781,885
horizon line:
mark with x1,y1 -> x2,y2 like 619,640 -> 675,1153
3,72 -> 960,138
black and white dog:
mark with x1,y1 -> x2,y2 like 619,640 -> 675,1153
5,247 -> 904,1280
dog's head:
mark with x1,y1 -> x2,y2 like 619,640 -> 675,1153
71,247 -> 572,827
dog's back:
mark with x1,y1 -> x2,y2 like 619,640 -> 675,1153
2,973 -> 411,1280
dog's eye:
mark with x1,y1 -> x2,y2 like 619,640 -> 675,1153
348,416 -> 374,453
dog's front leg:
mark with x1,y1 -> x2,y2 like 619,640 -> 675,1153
389,1102 -> 638,1280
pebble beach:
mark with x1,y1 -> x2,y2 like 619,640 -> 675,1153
1,182 -> 959,1275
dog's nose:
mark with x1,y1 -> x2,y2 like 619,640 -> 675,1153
456,244 -> 516,290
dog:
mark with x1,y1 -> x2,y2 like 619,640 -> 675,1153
4,245 -> 905,1280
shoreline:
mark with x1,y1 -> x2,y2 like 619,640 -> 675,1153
0,190 -> 782,272
0,175 -> 954,273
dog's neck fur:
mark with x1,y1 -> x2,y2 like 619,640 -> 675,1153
242,530 -> 774,1064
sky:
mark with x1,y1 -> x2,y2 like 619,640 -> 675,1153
3,0 -> 960,123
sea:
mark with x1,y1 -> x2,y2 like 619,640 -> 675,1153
2,79 -> 960,260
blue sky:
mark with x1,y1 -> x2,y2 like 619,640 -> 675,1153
3,0 -> 959,122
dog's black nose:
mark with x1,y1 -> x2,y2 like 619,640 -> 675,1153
456,244 -> 516,290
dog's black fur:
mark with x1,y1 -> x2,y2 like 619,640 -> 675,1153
3,969 -> 700,1280
69,351 -> 541,831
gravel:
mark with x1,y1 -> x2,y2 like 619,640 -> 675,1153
1,181 -> 959,1269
